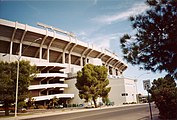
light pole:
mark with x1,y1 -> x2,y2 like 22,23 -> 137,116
14,38 -> 41,119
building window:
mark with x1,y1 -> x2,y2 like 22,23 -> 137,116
116,69 -> 118,76
109,66 -> 112,75
122,93 -> 128,96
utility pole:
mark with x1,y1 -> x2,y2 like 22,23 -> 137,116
147,90 -> 153,120
143,79 -> 153,120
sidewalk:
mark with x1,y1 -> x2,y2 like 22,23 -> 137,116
0,104 -> 160,120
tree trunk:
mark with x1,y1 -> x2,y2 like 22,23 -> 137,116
4,101 -> 9,116
92,97 -> 97,108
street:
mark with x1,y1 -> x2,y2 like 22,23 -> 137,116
25,104 -> 159,120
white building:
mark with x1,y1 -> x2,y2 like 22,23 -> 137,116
0,19 -> 137,106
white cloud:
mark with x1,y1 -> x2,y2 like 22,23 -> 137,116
92,33 -> 118,49
78,31 -> 87,36
92,3 -> 149,24
78,32 -> 124,50
93,0 -> 98,5
78,32 -> 107,48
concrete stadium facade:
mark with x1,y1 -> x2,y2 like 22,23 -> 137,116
0,19 -> 137,106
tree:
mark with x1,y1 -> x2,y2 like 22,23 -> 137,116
75,64 -> 111,108
0,60 -> 37,116
149,75 -> 177,119
49,96 -> 59,108
26,96 -> 35,109
120,0 -> 177,78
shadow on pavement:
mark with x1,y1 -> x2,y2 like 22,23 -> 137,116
137,114 -> 160,120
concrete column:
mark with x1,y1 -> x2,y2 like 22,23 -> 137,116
85,49 -> 93,65
9,41 -> 13,62
40,29 -> 48,59
19,43 -> 22,57
47,49 -> 49,61
10,22 -> 17,61
68,43 -> 77,72
84,58 -> 87,65
44,101 -> 46,106
80,57 -> 83,66
47,80 -> 49,95
62,53 -> 65,64
68,54 -> 71,72
107,65 -> 109,75
39,92 -> 41,96
112,68 -> 116,76
39,47 -> 42,59
97,52 -> 103,58
81,48 -> 89,66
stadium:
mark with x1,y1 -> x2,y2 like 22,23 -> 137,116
0,19 -> 137,106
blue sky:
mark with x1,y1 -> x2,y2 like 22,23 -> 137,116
0,0 -> 166,95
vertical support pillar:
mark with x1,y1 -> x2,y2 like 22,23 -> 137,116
85,49 -> 93,65
19,43 -> 22,57
40,29 -> 48,60
84,58 -> 87,65
20,24 -> 27,57
9,41 -> 13,62
47,80 -> 49,95
10,22 -> 17,62
68,42 -> 77,72
68,54 -> 71,72
62,39 -> 71,64
39,47 -> 42,59
47,49 -> 50,61
62,53 -> 65,64
81,48 -> 89,66
107,65 -> 109,75
9,22 -> 18,62
80,57 -> 83,66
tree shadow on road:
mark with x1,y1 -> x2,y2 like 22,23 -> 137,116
137,114 -> 160,120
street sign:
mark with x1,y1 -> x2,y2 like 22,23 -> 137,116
143,79 -> 152,120
143,80 -> 151,90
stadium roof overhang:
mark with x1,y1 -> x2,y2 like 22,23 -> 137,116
0,19 -> 127,72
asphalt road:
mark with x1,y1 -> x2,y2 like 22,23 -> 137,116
26,104 -> 159,120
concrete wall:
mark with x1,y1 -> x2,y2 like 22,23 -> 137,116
64,78 -> 85,104
123,78 -> 137,103
64,76 -> 137,106
108,77 -> 126,105
108,77 -> 137,105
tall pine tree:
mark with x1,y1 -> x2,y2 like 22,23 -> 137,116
120,0 -> 177,78
75,64 -> 111,108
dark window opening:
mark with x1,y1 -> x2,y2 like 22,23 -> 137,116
122,93 -> 128,96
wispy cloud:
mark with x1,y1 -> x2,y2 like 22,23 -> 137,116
91,33 -> 118,49
93,0 -> 98,5
78,31 -> 124,50
24,1 -> 41,15
92,3 -> 149,24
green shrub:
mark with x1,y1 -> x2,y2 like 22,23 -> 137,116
150,75 -> 177,119
73,104 -> 76,107
68,104 -> 71,107
38,105 -> 44,109
18,101 -> 26,109
123,102 -> 128,105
